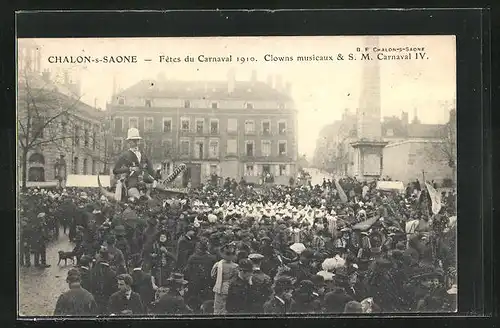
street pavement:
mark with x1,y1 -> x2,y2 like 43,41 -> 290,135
304,168 -> 334,186
18,229 -> 75,317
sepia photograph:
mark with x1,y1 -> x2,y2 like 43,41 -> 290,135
17,35 -> 457,317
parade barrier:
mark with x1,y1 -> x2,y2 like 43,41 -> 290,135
66,174 -> 111,188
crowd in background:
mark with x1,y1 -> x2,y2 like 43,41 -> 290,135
19,174 -> 457,316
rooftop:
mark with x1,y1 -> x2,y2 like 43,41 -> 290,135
117,79 -> 292,102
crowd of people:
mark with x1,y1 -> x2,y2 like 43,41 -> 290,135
19,174 -> 457,316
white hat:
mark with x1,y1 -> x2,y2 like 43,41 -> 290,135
289,243 -> 306,255
126,128 -> 142,140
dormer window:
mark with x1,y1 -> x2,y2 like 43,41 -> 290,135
278,103 -> 285,110
211,102 -> 218,109
246,102 -> 253,109
145,99 -> 152,107
118,97 -> 125,105
184,100 -> 191,108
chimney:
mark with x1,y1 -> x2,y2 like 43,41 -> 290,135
227,68 -> 235,93
285,82 -> 292,94
412,108 -> 420,124
401,111 -> 409,125
266,74 -> 273,86
42,69 -> 51,82
275,74 -> 283,91
250,70 -> 257,84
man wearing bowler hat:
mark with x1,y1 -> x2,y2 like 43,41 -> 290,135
113,128 -> 156,199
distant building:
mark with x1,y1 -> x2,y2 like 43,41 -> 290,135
313,108 -> 450,180
17,40 -> 105,184
105,71 -> 298,187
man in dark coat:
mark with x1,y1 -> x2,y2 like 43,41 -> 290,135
108,274 -> 145,316
78,255 -> 93,292
226,259 -> 254,314
152,273 -> 192,315
184,240 -> 217,311
54,270 -> 97,316
31,213 -> 51,268
263,276 -> 295,314
248,253 -> 272,313
20,218 -> 32,267
130,256 -> 156,311
286,249 -> 316,284
176,230 -> 196,271
112,128 -> 155,199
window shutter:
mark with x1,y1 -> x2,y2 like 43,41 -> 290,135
217,165 -> 221,176
286,164 -> 291,176
275,164 -> 280,176
205,163 -> 210,176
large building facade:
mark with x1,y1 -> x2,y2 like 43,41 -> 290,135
313,108 -> 453,183
17,39 -> 106,185
105,72 -> 298,187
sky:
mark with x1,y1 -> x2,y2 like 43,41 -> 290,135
18,36 -> 456,159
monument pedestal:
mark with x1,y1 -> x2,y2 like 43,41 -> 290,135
350,140 -> 387,181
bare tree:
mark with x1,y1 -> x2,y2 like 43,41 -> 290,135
428,109 -> 457,186
17,69 -> 88,189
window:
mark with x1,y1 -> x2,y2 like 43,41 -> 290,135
163,118 -> 172,133
262,164 -> 271,174
386,128 -> 394,137
278,103 -> 285,110
279,141 -> 287,155
211,102 -> 218,109
278,121 -> 287,135
114,117 -> 123,133
113,138 -> 123,153
194,140 -> 204,159
196,119 -> 204,133
144,117 -> 154,132
245,164 -> 254,176
184,100 -> 191,108
210,119 -> 219,134
180,140 -> 190,156
92,130 -> 97,150
246,141 -> 254,157
181,118 -> 190,132
144,139 -> 153,157
145,99 -> 152,107
32,116 -> 45,138
74,125 -> 80,146
84,128 -> 89,147
61,117 -> 68,136
262,140 -> 271,156
83,158 -> 88,175
227,118 -> 238,133
262,121 -> 271,135
245,120 -> 255,134
246,102 -> 253,109
129,117 -> 139,129
227,139 -> 237,155
210,164 -> 218,175
209,140 -> 219,158
162,139 -> 173,157
72,157 -> 79,174
118,97 -> 125,105
279,164 -> 287,176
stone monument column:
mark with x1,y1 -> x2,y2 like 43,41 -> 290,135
350,36 -> 387,181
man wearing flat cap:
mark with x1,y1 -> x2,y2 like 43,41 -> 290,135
108,274 -> 145,315
248,253 -> 272,313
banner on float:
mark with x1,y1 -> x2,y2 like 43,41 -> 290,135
425,181 -> 442,215
334,179 -> 348,203
66,175 -> 111,188
376,181 -> 405,192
